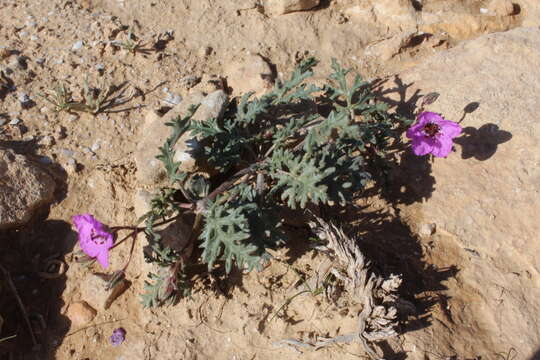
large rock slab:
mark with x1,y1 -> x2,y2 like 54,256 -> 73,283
0,149 -> 55,230
387,27 -> 540,358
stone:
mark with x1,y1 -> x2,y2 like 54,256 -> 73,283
66,301 -> 97,327
419,11 -> 518,40
78,276 -> 107,311
72,40 -> 84,51
264,0 -> 320,15
134,90 -> 227,186
386,27 -> 540,359
372,0 -> 418,33
38,135 -> 55,147
487,0 -> 515,16
0,149 -> 55,230
224,54 -> 274,96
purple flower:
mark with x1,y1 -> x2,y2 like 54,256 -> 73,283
110,327 -> 126,346
72,214 -> 114,268
406,111 -> 462,158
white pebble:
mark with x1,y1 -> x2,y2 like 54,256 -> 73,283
91,141 -> 101,152
18,93 -> 31,104
72,40 -> 84,51
480,8 -> 488,14
9,118 -> 20,125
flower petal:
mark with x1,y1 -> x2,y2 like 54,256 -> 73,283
431,136 -> 454,157
411,138 -> 434,156
439,119 -> 462,138
95,250 -> 110,268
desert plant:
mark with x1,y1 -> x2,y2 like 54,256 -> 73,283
39,79 -> 136,114
137,57 -> 411,305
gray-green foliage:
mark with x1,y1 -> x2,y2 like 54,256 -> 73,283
141,58 -> 407,306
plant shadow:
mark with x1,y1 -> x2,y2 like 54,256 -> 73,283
454,123 -> 512,161
0,220 -> 77,360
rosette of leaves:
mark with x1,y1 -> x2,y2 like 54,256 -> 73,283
141,58 -> 408,307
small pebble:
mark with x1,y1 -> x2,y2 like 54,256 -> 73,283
61,148 -> 75,157
91,141 -> 100,152
72,40 -> 84,51
180,75 -> 201,89
30,35 -> 39,41
18,93 -> 31,105
68,115 -> 78,122
39,135 -> 55,147
36,58 -> 46,65
65,158 -> 78,174
38,156 -> 53,164
0,119 -> 6,126
9,118 -> 20,125
164,93 -> 181,106
480,7 -> 489,14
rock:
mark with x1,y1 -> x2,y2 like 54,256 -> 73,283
0,48 -> 10,59
39,135 -> 55,147
64,158 -> 78,174
345,0 -> 418,35
224,54 -> 274,96
66,301 -> 97,327
134,90 -> 227,186
387,27 -> 540,359
487,0 -> 515,16
264,0 -> 320,15
78,275 -> 107,310
418,223 -> 436,237
0,149 -> 55,230
72,40 -> 84,51
133,189 -> 193,258
364,31 -> 416,62
419,11 -> 518,40
179,75 -> 201,89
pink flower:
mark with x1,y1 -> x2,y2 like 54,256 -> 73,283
72,214 -> 114,268
406,112 -> 462,158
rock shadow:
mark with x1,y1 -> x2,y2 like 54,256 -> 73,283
0,219 -> 77,360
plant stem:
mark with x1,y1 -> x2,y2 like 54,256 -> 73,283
110,213 -> 185,251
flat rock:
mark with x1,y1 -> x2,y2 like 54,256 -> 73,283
224,54 -> 274,96
387,27 -> 540,359
66,301 -> 97,327
264,0 -> 320,15
134,90 -> 227,186
0,149 -> 55,230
